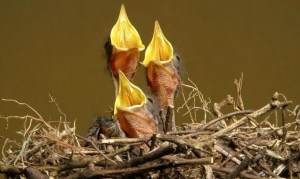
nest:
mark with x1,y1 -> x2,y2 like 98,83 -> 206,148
1,77 -> 300,179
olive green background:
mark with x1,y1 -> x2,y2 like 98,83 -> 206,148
0,0 -> 299,172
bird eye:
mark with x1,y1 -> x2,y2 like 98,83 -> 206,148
175,54 -> 181,62
147,97 -> 154,104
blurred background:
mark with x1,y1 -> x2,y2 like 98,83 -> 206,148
0,0 -> 299,166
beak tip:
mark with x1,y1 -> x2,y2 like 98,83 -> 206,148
120,4 -> 127,16
154,20 -> 160,29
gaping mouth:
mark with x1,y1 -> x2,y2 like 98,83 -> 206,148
110,4 -> 145,51
143,20 -> 173,67
113,70 -> 147,119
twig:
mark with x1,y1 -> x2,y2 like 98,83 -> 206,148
197,98 -> 292,146
213,95 -> 235,117
1,138 -> 9,160
165,106 -> 176,132
1,98 -> 55,130
177,79 -> 212,123
72,135 -> 118,164
225,155 -> 251,179
179,85 -> 195,123
23,117 -> 33,137
0,165 -> 23,175
24,167 -> 48,179
280,105 -> 287,146
247,145 -> 286,161
183,110 -> 253,138
204,165 -> 214,179
84,158 -> 213,178
49,94 -> 67,131
161,155 -> 213,164
234,73 -> 245,110
187,78 -> 213,120
56,145 -> 130,171
221,120 -> 300,167
98,137 -> 150,145
14,125 -> 40,166
156,134 -> 199,151
159,110 -> 167,133
257,158 -> 278,178
113,143 -> 176,169
44,135 -> 85,156
211,165 -> 264,179
214,144 -> 241,164
26,141 -> 53,159
273,164 -> 286,176
2,99 -> 44,121
0,115 -> 54,131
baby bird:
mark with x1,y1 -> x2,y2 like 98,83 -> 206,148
105,4 -> 145,95
113,70 -> 157,138
142,21 -> 181,133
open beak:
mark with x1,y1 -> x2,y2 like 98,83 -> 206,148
109,4 -> 145,82
110,4 -> 145,51
142,21 -> 173,67
113,70 -> 156,138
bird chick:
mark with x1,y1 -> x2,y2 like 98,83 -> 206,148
113,70 -> 157,138
142,21 -> 181,132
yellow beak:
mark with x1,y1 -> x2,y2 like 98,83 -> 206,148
110,4 -> 145,51
113,70 -> 147,119
143,21 -> 173,67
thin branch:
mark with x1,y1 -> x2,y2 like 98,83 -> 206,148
84,157 -> 213,178
1,98 -> 55,130
234,73 -> 245,110
49,94 -> 67,131
184,110 -> 253,138
197,99 -> 292,146
44,135 -> 85,156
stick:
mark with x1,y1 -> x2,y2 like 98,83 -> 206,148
24,167 -> 48,179
99,137 -> 150,144
44,135 -> 85,156
1,99 -> 55,130
113,143 -> 176,169
165,106 -> 176,132
280,106 -> 287,146
211,165 -> 264,179
83,158 -> 213,178
225,155 -> 251,179
221,120 -> 300,167
156,134 -> 198,150
204,165 -> 214,179
0,165 -> 23,175
234,73 -> 245,110
159,110 -> 166,133
37,145 -> 130,172
197,100 -> 292,147
184,110 -> 253,138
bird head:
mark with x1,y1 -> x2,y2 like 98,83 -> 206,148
113,70 -> 156,138
110,4 -> 145,51
113,70 -> 147,119
142,21 -> 173,67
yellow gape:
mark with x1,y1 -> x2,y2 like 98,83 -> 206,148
113,70 -> 146,119
143,21 -> 173,67
110,4 -> 145,51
